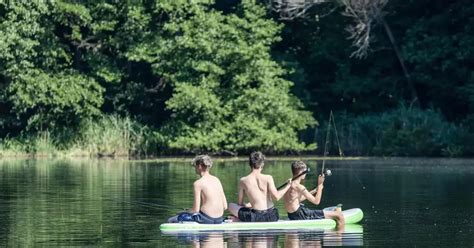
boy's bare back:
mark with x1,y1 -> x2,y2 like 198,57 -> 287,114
284,182 -> 307,212
284,173 -> 325,213
239,173 -> 276,210
194,174 -> 227,218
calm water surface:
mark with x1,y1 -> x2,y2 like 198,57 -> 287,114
0,158 -> 472,247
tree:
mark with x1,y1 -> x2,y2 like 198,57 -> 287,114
0,2 -> 103,133
128,2 -> 316,154
401,0 -> 474,120
270,0 -> 387,57
270,0 -> 420,103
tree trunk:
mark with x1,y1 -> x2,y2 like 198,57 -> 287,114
380,16 -> 419,105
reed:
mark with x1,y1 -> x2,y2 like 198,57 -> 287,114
76,115 -> 151,157
0,115 -> 153,158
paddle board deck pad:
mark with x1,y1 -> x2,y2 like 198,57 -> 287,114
160,208 -> 363,232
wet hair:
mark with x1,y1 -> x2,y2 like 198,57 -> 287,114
291,160 -> 307,175
249,151 -> 265,169
192,155 -> 213,169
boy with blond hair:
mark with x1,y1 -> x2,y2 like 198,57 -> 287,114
168,155 -> 227,224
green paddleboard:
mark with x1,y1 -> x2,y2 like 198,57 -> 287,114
160,208 -> 363,232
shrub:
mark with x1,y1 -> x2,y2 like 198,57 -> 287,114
317,105 -> 464,157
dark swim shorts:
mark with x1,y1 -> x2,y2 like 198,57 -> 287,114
287,204 -> 325,220
177,211 -> 224,224
238,207 -> 279,222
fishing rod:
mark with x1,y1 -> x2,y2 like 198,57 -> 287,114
277,166 -> 333,191
277,168 -> 311,190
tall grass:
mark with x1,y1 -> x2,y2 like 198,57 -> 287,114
0,115 -> 153,158
30,131 -> 57,156
76,115 -> 151,157
0,136 -> 25,157
0,131 -> 56,158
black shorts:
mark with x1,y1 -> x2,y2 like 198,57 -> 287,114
178,211 -> 224,224
238,207 -> 279,222
287,204 -> 325,220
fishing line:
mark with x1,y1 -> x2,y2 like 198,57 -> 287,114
324,110 -> 365,189
321,111 -> 332,175
108,198 -> 182,211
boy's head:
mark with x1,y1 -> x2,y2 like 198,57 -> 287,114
192,155 -> 213,172
249,151 -> 265,169
291,160 -> 307,177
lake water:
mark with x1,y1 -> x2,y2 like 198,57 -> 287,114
0,158 -> 472,247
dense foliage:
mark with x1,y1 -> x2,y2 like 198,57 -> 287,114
147,3 -> 316,153
317,106 -> 466,157
0,0 -> 472,157
0,2 -> 103,133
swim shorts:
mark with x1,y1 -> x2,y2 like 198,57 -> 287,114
238,207 -> 279,222
177,211 -> 224,224
287,204 -> 325,220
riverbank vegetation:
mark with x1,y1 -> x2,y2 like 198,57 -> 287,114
1,0 -> 473,157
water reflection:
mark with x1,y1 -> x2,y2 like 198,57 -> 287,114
162,225 -> 363,247
165,230 -> 278,248
0,159 -> 162,246
229,231 -> 279,247
174,232 -> 227,248
1,158 -> 472,246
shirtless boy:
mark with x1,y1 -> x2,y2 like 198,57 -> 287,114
229,151 -> 292,222
168,155 -> 227,224
283,160 -> 344,226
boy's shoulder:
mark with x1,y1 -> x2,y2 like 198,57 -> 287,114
240,173 -> 272,181
195,174 -> 220,184
193,176 -> 207,185
209,174 -> 222,183
260,173 -> 274,181
240,174 -> 250,181
292,182 -> 306,192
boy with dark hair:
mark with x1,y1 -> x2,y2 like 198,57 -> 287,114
283,160 -> 345,226
229,151 -> 292,222
168,155 -> 227,224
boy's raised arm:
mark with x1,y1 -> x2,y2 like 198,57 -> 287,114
300,184 -> 324,205
268,176 -> 291,201
301,175 -> 325,205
